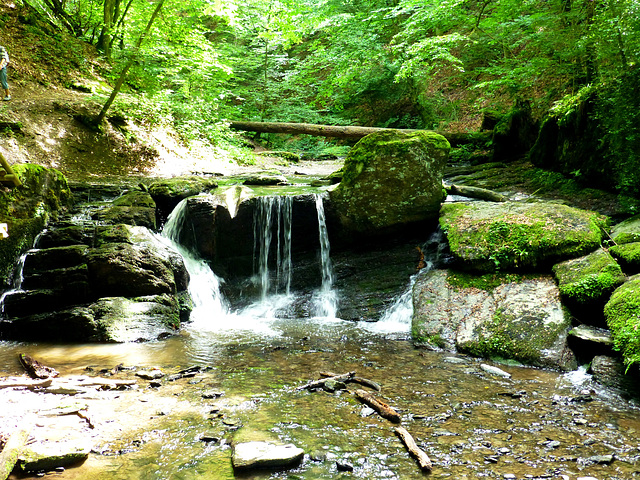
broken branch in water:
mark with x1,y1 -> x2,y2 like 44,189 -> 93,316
320,371 -> 381,391
18,354 -> 59,379
394,426 -> 432,472
353,389 -> 401,423
296,371 -> 356,391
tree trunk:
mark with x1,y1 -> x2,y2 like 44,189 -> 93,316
228,121 -> 490,147
95,0 -> 166,125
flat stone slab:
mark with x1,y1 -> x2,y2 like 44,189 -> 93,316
20,439 -> 91,472
232,441 -> 304,470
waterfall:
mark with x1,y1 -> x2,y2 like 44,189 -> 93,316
0,251 -> 29,316
161,198 -> 228,324
364,229 -> 446,335
253,196 -> 293,299
312,194 -> 338,318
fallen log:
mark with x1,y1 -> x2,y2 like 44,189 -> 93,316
19,354 -> 58,379
228,121 -> 491,147
394,426 -> 432,472
297,371 -> 356,391
0,416 -> 33,480
353,389 -> 401,424
320,371 -> 381,391
445,184 -> 507,202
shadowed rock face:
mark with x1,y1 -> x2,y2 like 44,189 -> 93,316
0,222 -> 191,343
329,130 -> 449,236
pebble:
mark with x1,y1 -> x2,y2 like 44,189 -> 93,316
202,390 -> 224,399
503,475 -> 516,480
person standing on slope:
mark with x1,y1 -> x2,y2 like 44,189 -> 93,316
0,45 -> 10,101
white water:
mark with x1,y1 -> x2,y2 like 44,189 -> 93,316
253,196 -> 293,299
312,194 -> 338,319
160,194 -> 426,338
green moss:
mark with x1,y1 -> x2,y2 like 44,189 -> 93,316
553,249 -> 626,306
604,278 -> 640,368
465,307 -> 567,365
440,202 -> 608,272
446,271 -> 524,292
610,242 -> 640,272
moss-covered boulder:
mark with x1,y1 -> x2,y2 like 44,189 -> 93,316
0,164 -> 71,287
329,130 -> 449,235
610,214 -> 640,245
610,242 -> 640,273
91,190 -> 157,229
412,269 -> 576,370
552,248 -> 626,317
603,275 -> 640,368
148,175 -> 218,218
439,201 -> 607,272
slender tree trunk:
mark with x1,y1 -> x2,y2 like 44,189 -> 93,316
95,0 -> 166,125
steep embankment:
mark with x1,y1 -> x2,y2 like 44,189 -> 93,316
0,1 -> 233,181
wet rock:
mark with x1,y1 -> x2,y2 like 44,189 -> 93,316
202,390 -> 224,399
147,175 -> 218,218
136,369 -> 165,380
241,172 -> 288,186
20,439 -> 91,472
329,130 -> 449,236
232,441 -> 304,470
198,433 -> 220,443
91,190 -> 157,229
480,364 -> 511,378
589,355 -> 640,394
439,201 -> 606,272
336,460 -> 354,472
412,270 -> 576,370
568,325 -> 614,362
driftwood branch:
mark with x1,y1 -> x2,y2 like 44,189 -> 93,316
0,417 -> 33,480
297,371 -> 356,391
229,121 -> 491,147
394,426 -> 432,472
320,371 -> 381,391
445,184 -> 507,202
353,389 -> 401,424
19,354 -> 59,379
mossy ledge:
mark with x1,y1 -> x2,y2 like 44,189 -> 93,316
604,275 -> 640,368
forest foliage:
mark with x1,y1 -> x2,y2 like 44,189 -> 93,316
13,0 -> 640,187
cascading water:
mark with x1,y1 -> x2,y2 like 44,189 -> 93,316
253,195 -> 293,299
363,229 -> 446,335
160,198 -> 229,325
312,194 -> 338,318
0,251 -> 29,315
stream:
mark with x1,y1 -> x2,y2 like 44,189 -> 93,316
1,193 -> 640,480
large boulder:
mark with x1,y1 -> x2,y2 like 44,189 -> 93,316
603,275 -> 640,368
329,130 -> 449,236
439,201 -> 607,272
552,248 -> 626,319
0,164 -> 71,288
412,269 -> 576,370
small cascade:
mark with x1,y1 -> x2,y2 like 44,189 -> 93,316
253,196 -> 293,299
161,198 -> 228,323
312,194 -> 338,318
0,251 -> 29,315
364,229 -> 446,335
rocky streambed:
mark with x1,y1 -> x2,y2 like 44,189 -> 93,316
1,322 -> 639,480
